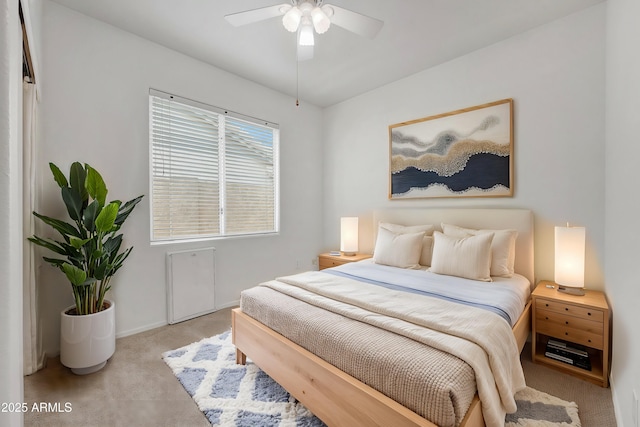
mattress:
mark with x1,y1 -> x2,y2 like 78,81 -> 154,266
239,261 -> 529,427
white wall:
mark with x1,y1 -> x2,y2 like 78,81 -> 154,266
37,1 -> 324,356
605,0 -> 640,425
322,5 -> 606,289
0,0 -> 24,425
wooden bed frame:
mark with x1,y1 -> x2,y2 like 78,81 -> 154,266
233,208 -> 534,427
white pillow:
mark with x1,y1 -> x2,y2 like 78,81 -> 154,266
430,231 -> 493,282
420,235 -> 434,267
379,222 -> 435,266
373,227 -> 424,269
379,222 -> 435,236
441,223 -> 517,277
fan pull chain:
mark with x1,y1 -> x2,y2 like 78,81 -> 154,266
296,44 -> 300,107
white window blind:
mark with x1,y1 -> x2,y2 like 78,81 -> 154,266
149,90 -> 279,242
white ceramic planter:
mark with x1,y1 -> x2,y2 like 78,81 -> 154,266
60,300 -> 115,375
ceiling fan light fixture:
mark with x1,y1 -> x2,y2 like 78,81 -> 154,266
311,7 -> 331,34
299,20 -> 315,46
282,7 -> 303,32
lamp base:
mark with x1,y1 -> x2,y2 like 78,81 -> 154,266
342,251 -> 356,256
557,286 -> 586,296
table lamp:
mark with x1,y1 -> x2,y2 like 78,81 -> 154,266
340,217 -> 358,256
554,224 -> 586,296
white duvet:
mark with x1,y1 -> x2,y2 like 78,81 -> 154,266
266,267 -> 528,427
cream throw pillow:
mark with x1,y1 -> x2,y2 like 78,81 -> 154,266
441,223 -> 518,278
420,236 -> 434,267
430,231 -> 493,281
379,222 -> 435,236
373,227 -> 424,269
379,222 -> 435,266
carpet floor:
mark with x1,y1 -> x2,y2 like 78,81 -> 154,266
24,308 -> 617,427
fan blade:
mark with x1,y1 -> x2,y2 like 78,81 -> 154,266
327,4 -> 383,39
224,3 -> 291,27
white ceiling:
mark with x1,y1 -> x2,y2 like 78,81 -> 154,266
49,0 -> 604,107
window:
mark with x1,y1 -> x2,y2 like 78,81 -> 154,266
149,89 -> 279,242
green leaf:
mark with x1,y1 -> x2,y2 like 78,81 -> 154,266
69,162 -> 88,203
83,200 -> 100,233
111,246 -> 133,273
42,256 -> 67,268
91,249 -> 104,259
62,263 -> 87,286
103,234 -> 123,258
94,261 -> 111,280
82,236 -> 97,258
95,201 -> 120,233
61,187 -> 83,222
32,212 -> 81,238
85,165 -> 108,207
49,163 -> 68,188
27,236 -> 68,256
69,236 -> 91,249
114,195 -> 143,226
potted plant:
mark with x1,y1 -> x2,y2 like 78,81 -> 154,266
29,162 -> 143,374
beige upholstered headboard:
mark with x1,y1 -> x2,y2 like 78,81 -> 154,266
372,208 -> 534,284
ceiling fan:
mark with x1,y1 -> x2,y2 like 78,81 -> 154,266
224,1 -> 384,61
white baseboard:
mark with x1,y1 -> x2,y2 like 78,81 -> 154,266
609,372 -> 624,427
115,301 -> 238,339
216,300 -> 240,310
116,320 -> 168,339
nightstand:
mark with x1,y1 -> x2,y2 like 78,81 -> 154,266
531,280 -> 610,387
318,253 -> 372,270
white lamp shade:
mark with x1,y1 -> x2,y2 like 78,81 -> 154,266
340,217 -> 359,255
554,226 -> 585,288
311,7 -> 331,34
298,21 -> 315,46
282,7 -> 302,32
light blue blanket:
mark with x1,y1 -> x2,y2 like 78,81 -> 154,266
325,259 -> 530,326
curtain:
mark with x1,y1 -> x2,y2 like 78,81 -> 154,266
23,78 -> 43,375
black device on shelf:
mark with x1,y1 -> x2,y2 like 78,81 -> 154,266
544,338 -> 592,371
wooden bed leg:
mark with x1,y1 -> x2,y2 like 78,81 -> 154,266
236,348 -> 247,365
232,307 -> 247,365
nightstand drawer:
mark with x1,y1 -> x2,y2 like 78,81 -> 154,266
319,258 -> 346,269
535,298 -> 604,322
536,309 -> 603,335
536,321 -> 604,349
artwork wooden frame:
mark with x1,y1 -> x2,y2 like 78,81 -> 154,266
389,99 -> 513,199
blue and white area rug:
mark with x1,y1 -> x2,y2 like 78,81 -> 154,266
163,331 -> 579,427
162,330 -> 324,426
506,386 -> 580,427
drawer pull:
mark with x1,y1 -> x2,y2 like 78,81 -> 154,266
545,303 -> 549,307
565,308 -> 569,311
588,312 -> 592,316
565,321 -> 569,325
588,339 -> 592,343
545,317 -> 549,320
565,332 -> 569,336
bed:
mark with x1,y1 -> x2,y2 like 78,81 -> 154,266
233,208 -> 534,427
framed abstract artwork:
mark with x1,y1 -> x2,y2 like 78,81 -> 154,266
389,99 -> 513,199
